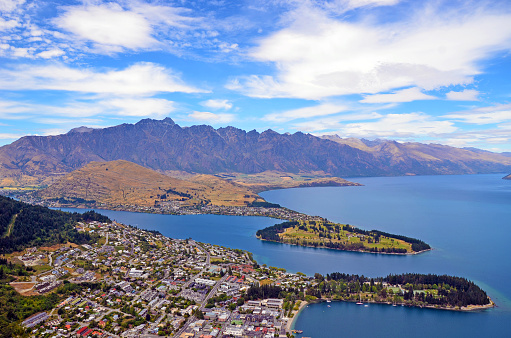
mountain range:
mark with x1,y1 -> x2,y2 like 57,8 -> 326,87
0,117 -> 510,188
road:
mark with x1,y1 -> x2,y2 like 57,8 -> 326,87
175,273 -> 229,337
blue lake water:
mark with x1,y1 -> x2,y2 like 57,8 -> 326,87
62,173 -> 511,337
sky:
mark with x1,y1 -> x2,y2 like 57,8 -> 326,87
0,0 -> 511,152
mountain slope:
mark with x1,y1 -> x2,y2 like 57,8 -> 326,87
34,160 -> 262,207
0,196 -> 108,254
1,118 -> 510,187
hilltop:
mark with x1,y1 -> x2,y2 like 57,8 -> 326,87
33,160 -> 264,208
0,118 -> 510,188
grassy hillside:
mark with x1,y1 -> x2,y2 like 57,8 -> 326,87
35,160 -> 264,208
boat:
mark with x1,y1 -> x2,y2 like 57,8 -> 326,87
292,330 -> 304,334
356,294 -> 363,305
364,304 -> 369,307
326,300 -> 331,303
327,305 -> 331,307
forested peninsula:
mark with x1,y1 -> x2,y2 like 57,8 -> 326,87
256,220 -> 431,254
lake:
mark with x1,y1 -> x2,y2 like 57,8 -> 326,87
62,173 -> 511,337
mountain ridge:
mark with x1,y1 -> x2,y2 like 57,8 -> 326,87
0,117 -> 510,187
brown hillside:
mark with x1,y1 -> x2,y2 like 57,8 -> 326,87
35,160 -> 262,207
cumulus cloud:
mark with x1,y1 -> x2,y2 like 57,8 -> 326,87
0,62 -> 205,95
36,49 -> 65,59
231,4 -> 511,100
445,89 -> 479,101
186,111 -> 235,123
0,17 -> 18,30
361,87 -> 437,103
56,4 -> 157,52
0,0 -> 25,12
50,2 -> 206,55
200,99 -> 233,110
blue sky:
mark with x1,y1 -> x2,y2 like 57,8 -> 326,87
1,0 -> 511,151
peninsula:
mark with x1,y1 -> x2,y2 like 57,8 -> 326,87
256,220 -> 431,254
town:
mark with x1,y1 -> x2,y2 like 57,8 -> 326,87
5,190 -> 325,223
13,220 -> 312,338
8,218 -> 493,338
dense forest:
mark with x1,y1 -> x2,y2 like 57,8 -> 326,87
384,273 -> 490,307
256,220 -> 430,253
0,196 -> 110,254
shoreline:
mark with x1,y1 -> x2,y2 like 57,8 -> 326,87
286,300 -> 309,333
288,297 -> 496,333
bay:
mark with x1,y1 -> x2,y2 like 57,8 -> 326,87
61,173 -> 511,337
260,173 -> 511,337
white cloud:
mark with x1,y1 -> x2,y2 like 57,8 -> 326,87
325,0 -> 400,13
0,96 -> 177,121
361,87 -> 437,103
39,128 -> 67,136
0,62 -> 205,95
440,125 -> 511,151
232,4 -> 511,100
102,98 -> 175,117
443,104 -> 511,124
339,113 -> 456,138
263,103 -> 349,123
347,0 -> 399,7
200,99 -> 233,110
0,17 -> 18,30
56,4 -> 157,51
0,100 -> 32,115
52,2 -> 201,55
0,132 -> 23,139
0,0 -> 24,12
291,111 -> 383,132
36,49 -> 65,59
445,89 -> 479,101
186,111 -> 235,123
